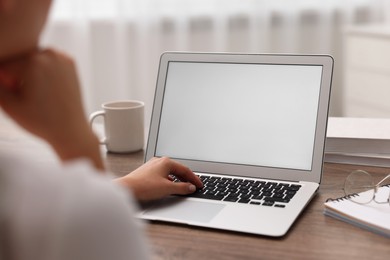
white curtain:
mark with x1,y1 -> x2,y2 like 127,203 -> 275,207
40,0 -> 389,125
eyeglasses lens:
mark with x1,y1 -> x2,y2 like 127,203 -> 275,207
344,170 -> 375,204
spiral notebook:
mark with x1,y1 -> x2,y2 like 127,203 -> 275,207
324,185 -> 390,238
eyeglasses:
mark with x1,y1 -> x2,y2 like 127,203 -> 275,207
344,170 -> 390,205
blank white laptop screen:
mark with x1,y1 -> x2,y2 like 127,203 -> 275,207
155,61 -> 323,171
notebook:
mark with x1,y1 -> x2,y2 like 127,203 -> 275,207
139,52 -> 333,237
324,186 -> 390,238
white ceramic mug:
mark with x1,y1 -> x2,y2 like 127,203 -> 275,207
89,100 -> 144,153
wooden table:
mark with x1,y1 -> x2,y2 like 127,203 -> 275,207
1,118 -> 389,260
104,151 -> 390,260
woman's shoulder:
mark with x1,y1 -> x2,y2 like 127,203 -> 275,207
2,156 -> 130,207
1,156 -> 150,260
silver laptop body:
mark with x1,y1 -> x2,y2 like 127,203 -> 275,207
139,52 -> 333,237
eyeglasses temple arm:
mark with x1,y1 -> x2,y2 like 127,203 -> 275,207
376,174 -> 390,187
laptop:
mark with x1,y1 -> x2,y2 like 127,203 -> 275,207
139,52 -> 333,237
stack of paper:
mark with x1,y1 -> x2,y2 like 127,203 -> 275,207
325,117 -> 390,167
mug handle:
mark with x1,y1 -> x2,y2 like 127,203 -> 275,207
89,111 -> 107,145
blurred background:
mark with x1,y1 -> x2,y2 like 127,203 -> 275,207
40,0 -> 390,124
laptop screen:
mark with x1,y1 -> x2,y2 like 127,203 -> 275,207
155,61 -> 323,171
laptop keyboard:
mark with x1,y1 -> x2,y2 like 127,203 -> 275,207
178,174 -> 301,208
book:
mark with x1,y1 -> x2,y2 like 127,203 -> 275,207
326,117 -> 390,155
324,185 -> 390,238
324,153 -> 390,168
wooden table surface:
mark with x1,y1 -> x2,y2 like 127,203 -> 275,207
1,118 -> 389,260
104,151 -> 390,260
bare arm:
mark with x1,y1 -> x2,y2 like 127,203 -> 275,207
115,157 -> 203,202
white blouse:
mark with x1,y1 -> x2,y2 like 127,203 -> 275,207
0,156 -> 150,260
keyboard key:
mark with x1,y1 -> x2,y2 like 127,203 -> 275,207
192,193 -> 224,201
206,190 -> 217,195
200,176 -> 209,182
251,191 -> 261,196
262,191 -> 273,197
224,196 -> 239,202
238,194 -> 249,200
263,201 -> 274,206
263,197 -> 290,203
288,185 -> 301,191
272,193 -> 285,199
228,192 -> 240,198
217,191 -> 229,197
238,198 -> 250,204
252,195 -> 264,200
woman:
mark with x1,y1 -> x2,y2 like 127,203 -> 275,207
0,0 -> 202,259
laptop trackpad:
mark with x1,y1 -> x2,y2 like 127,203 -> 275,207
145,197 -> 225,223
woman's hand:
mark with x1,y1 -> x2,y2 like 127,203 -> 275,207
115,157 -> 203,202
0,49 -> 104,169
